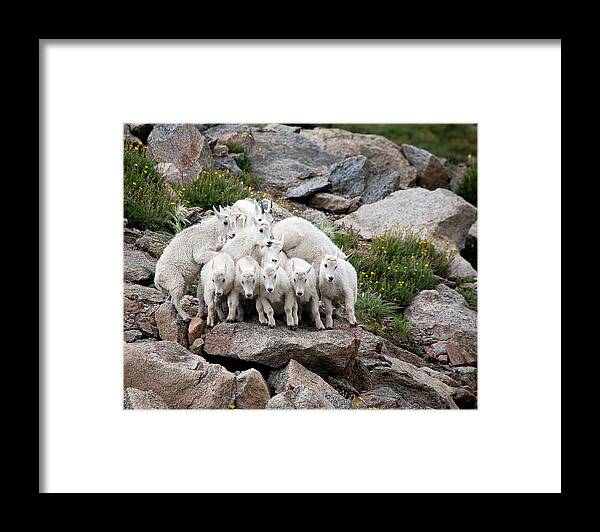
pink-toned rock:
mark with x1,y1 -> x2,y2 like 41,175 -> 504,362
147,124 -> 214,185
124,341 -> 236,409
234,369 -> 270,409
188,317 -> 206,345
308,192 -> 362,214
155,302 -> 188,347
212,143 -> 229,157
444,341 -> 477,367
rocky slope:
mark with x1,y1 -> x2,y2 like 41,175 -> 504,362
123,123 -> 478,409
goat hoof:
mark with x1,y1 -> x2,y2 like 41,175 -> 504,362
269,324 -> 276,329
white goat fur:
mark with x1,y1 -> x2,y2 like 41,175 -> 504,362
200,252 -> 235,326
221,218 -> 272,262
258,264 -> 296,328
260,237 -> 288,270
154,209 -> 235,321
227,256 -> 261,322
286,257 -> 325,330
271,217 -> 346,270
318,253 -> 358,329
231,198 -> 274,226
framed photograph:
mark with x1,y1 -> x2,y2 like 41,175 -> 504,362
40,39 -> 561,493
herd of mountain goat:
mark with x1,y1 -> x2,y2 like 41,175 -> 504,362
154,198 -> 358,330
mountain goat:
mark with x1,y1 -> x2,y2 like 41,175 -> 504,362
221,218 -> 273,262
260,236 -> 288,270
286,257 -> 325,330
232,198 -> 274,226
258,263 -> 296,328
227,256 -> 261,322
200,252 -> 235,327
271,217 -> 346,270
154,207 -> 237,321
318,252 -> 358,329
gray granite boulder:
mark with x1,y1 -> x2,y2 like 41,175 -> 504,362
124,249 -> 157,283
123,341 -> 236,409
203,321 -> 361,376
403,284 -> 477,359
337,187 -> 477,250
147,124 -> 214,185
401,144 -> 452,190
234,369 -> 271,409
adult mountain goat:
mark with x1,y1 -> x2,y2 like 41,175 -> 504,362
271,217 -> 346,270
154,207 -> 237,321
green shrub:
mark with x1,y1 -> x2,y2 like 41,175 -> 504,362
318,224 -> 361,254
326,227 -> 453,346
457,286 -> 478,311
351,228 -> 450,308
177,169 -> 254,210
123,142 -> 179,233
226,142 -> 253,173
239,171 -> 264,191
355,292 -> 398,323
456,162 -> 477,206
388,314 -> 413,343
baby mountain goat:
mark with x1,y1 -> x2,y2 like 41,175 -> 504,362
286,258 -> 325,330
258,263 -> 296,329
200,252 -> 235,327
221,218 -> 273,262
260,237 -> 288,270
154,207 -> 237,321
318,251 -> 358,329
227,256 -> 261,322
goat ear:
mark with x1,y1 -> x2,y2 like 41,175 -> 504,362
265,199 -> 272,213
212,206 -> 220,217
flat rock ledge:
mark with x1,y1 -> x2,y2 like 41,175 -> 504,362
203,321 -> 362,376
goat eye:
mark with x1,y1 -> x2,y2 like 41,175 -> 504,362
324,264 -> 328,268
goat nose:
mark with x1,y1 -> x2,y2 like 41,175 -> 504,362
328,277 -> 333,282
267,288 -> 273,292
245,293 -> 252,299
272,259 -> 277,263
